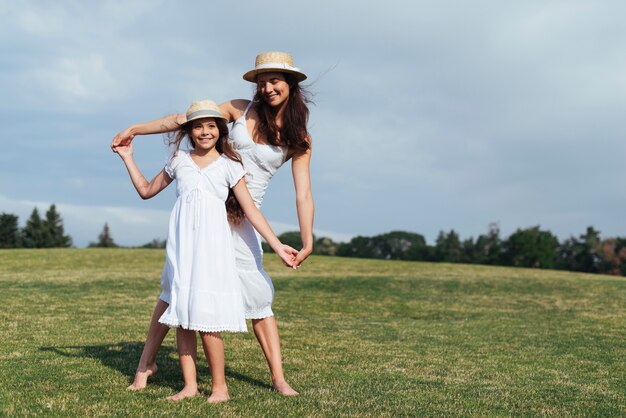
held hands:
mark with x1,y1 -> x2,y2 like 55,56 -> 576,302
114,142 -> 134,161
293,246 -> 312,270
275,244 -> 312,270
111,126 -> 135,151
275,244 -> 299,269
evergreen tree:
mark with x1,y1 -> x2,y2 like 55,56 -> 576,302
43,204 -> 72,247
472,223 -> 503,265
433,230 -> 463,262
0,213 -> 20,248
21,208 -> 47,248
89,223 -> 117,248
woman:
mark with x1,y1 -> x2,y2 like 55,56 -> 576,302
111,52 -> 314,396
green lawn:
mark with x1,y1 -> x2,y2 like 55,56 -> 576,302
0,249 -> 624,416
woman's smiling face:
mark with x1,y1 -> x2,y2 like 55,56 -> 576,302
256,72 -> 290,107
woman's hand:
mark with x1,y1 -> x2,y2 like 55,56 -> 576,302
111,126 -> 135,151
275,244 -> 299,268
292,246 -> 312,269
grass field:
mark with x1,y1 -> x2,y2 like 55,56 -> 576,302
0,249 -> 625,416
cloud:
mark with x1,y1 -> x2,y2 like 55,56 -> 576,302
1,0 -> 625,248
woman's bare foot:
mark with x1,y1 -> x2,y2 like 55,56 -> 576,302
207,392 -> 230,403
272,380 -> 299,396
166,385 -> 198,401
127,364 -> 158,391
207,388 -> 230,403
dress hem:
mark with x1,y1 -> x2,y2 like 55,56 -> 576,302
159,318 -> 248,333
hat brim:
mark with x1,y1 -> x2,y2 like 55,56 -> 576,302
243,67 -> 307,83
182,110 -> 228,125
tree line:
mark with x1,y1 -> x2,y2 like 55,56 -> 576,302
0,206 -> 163,249
3,207 -> 625,277
0,205 -> 72,248
267,224 -> 626,277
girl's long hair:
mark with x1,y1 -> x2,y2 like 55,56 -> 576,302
252,73 -> 312,153
166,118 -> 245,224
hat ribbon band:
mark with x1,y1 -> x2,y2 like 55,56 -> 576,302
254,63 -> 301,72
187,109 -> 222,120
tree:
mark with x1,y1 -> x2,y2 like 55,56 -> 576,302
337,231 -> 427,260
472,222 -> 503,265
0,213 -> 20,248
89,223 -> 117,248
597,237 -> 626,276
314,237 -> 338,256
503,226 -> 559,268
21,208 -> 47,248
432,230 -> 462,263
557,227 -> 601,273
43,204 -> 72,247
141,238 -> 166,249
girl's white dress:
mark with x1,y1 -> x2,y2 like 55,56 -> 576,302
158,151 -> 248,333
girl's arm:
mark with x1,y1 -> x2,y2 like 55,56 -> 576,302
231,179 -> 298,268
291,143 -> 315,268
111,100 -> 250,150
116,143 -> 172,199
111,113 -> 186,149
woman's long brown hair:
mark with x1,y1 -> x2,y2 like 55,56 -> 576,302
252,73 -> 312,153
166,118 -> 245,224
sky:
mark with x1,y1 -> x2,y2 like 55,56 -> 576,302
1,0 -> 625,248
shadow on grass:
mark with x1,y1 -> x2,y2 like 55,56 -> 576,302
39,342 -> 270,391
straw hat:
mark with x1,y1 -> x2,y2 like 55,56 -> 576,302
182,100 -> 227,124
242,51 -> 307,83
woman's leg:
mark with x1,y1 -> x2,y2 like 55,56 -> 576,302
252,317 -> 299,396
232,219 -> 299,396
128,298 -> 170,390
167,328 -> 199,401
199,332 -> 230,403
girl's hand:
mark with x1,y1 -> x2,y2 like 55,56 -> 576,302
275,244 -> 299,268
293,246 -> 313,269
111,126 -> 135,151
115,143 -> 134,160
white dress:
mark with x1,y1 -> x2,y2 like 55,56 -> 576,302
228,102 -> 289,319
158,151 -> 248,333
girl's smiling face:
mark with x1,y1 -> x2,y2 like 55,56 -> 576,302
257,72 -> 290,107
189,118 -> 219,150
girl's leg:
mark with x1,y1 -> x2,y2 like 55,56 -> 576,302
252,317 -> 299,396
199,332 -> 229,403
128,298 -> 170,390
167,328 -> 199,401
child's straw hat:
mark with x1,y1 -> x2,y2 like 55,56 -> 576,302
242,51 -> 307,83
183,100 -> 227,124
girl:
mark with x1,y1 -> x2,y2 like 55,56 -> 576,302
112,52 -> 313,396
115,99 -> 297,403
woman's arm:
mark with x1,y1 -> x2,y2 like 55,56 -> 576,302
116,143 -> 172,199
291,144 -> 315,268
111,113 -> 186,149
218,99 -> 251,123
232,178 -> 298,267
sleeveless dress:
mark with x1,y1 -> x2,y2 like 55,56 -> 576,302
158,151 -> 248,332
228,102 -> 289,319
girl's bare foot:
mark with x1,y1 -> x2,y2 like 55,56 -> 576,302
127,364 -> 158,391
273,380 -> 299,396
166,385 -> 198,401
207,389 -> 230,404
